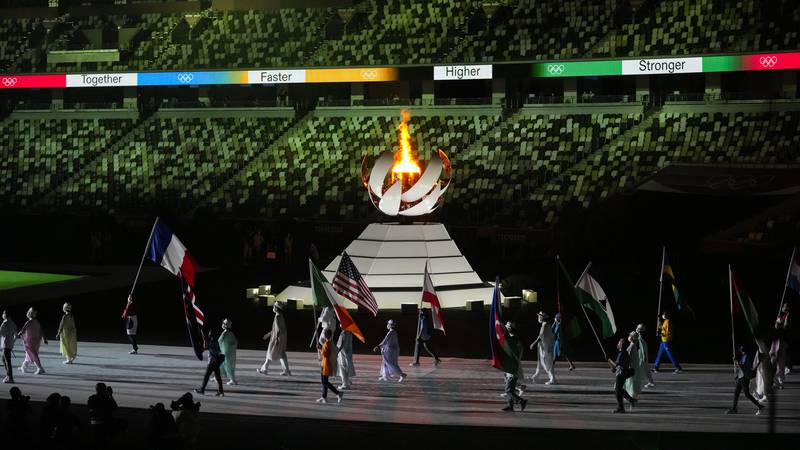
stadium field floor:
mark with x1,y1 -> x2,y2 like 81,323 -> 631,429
0,342 -> 796,449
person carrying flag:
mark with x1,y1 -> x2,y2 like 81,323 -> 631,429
609,338 -> 637,413
652,311 -> 683,374
316,328 -> 343,404
195,329 -> 225,397
410,309 -> 441,367
726,345 -> 764,415
501,321 -> 527,412
121,295 -> 139,355
552,313 -> 576,371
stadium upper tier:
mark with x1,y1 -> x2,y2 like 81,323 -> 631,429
1,0 -> 798,73
2,103 -> 799,227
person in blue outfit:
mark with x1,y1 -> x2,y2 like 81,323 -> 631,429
652,311 -> 683,373
410,309 -> 441,366
195,329 -> 225,397
552,313 -> 576,371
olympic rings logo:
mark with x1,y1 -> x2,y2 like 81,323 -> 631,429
547,64 -> 565,75
360,69 -> 378,80
177,73 -> 194,83
759,56 -> 778,68
2,77 -> 18,87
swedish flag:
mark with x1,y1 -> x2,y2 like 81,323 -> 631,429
663,253 -> 695,318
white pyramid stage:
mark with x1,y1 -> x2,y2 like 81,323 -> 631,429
276,223 -> 493,309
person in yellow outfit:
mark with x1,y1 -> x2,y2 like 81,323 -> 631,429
652,311 -> 683,373
56,302 -> 77,364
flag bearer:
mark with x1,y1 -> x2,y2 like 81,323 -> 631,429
652,311 -> 683,373
726,346 -> 764,415
317,328 -> 343,404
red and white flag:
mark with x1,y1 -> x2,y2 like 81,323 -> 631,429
421,263 -> 445,335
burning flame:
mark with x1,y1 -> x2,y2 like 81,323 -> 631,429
391,110 -> 421,181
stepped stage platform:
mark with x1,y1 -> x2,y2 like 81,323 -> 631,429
0,342 -> 797,449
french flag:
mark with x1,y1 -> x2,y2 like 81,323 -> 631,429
146,219 -> 205,359
789,249 -> 800,295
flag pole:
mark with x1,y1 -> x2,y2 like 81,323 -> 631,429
729,265 -> 736,373
656,246 -> 665,337
308,259 -> 320,349
777,247 -> 796,316
573,261 -> 608,360
128,217 -> 159,299
309,304 -> 319,349
415,261 -> 427,342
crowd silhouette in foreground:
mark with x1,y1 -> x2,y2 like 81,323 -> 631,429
3,383 -> 204,450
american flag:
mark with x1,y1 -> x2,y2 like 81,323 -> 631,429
332,252 -> 379,316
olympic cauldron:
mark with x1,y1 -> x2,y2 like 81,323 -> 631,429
360,110 -> 452,216
276,111 -> 494,310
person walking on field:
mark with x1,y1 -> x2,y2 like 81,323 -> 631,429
1,310 -> 18,383
17,307 -> 47,375
501,321 -> 527,412
530,311 -> 556,385
219,318 -> 238,385
337,329 -> 356,390
316,328 -> 343,404
652,311 -> 683,373
726,345 -> 765,415
624,331 -> 648,402
195,329 -> 225,397
609,338 -> 637,413
258,302 -> 291,376
410,309 -> 441,366
552,313 -> 576,371
374,319 -> 405,382
56,302 -> 77,364
635,324 -> 656,387
121,295 -> 139,355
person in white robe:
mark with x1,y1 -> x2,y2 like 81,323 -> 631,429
257,302 -> 291,376
635,324 -> 656,388
530,311 -> 555,385
624,331 -> 648,400
373,319 -> 405,382
219,318 -> 238,385
337,330 -> 356,389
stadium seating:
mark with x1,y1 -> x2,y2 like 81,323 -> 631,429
207,112 -> 502,219
447,112 -> 639,226
44,116 -> 294,213
2,105 -> 800,226
536,110 -> 800,223
3,0 -> 798,72
0,117 -> 136,208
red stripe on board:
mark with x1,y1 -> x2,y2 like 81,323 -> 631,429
0,74 -> 66,89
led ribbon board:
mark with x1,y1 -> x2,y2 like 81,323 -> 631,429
532,52 -> 800,78
0,67 -> 399,89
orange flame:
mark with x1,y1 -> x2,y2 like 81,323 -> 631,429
391,110 -> 421,181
